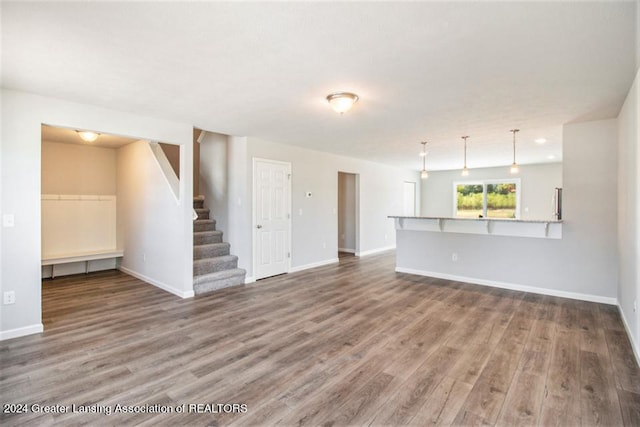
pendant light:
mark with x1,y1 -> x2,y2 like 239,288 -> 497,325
461,136 -> 470,177
510,129 -> 520,174
420,141 -> 428,179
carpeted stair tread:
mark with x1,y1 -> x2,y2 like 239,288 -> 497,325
195,208 -> 210,220
192,197 -> 246,295
194,242 -> 230,259
194,268 -> 247,295
194,230 -> 223,245
193,255 -> 238,276
193,197 -> 205,209
194,219 -> 216,232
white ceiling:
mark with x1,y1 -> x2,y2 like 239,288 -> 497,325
3,1 -> 637,171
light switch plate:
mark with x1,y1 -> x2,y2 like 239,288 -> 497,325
2,214 -> 15,228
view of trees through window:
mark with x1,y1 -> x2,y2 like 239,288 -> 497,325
456,181 -> 518,219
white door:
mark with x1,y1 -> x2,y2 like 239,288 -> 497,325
254,159 -> 291,280
403,182 -> 416,216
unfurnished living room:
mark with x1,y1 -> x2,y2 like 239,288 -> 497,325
1,1 -> 640,426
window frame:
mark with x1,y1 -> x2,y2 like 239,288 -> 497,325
453,178 -> 522,219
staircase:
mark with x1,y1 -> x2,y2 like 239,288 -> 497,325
193,196 -> 246,295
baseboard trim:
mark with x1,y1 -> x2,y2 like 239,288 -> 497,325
118,266 -> 194,299
395,267 -> 618,305
245,276 -> 256,284
618,305 -> 640,367
356,246 -> 396,257
338,248 -> 356,253
0,323 -> 44,341
289,258 -> 339,273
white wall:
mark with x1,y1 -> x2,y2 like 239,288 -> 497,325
226,136 -> 251,276
116,140 -> 192,298
199,132 -> 229,234
637,1 -> 640,70
617,67 -> 639,360
222,137 -> 419,279
0,89 -> 193,340
397,119 -> 618,302
421,163 -> 562,220
41,141 -> 117,195
338,172 -> 357,252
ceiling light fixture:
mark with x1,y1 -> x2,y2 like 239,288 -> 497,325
76,130 -> 100,143
510,129 -> 520,174
420,141 -> 429,179
326,92 -> 359,114
461,136 -> 470,177
535,138 -> 547,144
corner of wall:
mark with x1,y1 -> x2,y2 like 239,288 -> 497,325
616,65 -> 640,365
226,136 -> 251,276
636,0 -> 639,71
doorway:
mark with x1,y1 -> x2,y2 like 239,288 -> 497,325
253,158 -> 292,280
338,172 -> 359,257
40,125 -> 135,280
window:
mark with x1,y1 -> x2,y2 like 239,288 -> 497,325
454,179 -> 520,219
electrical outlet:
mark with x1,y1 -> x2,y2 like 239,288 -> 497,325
3,291 -> 16,305
452,253 -> 458,262
634,300 -> 637,312
143,253 -> 147,262
384,234 -> 388,241
322,242 -> 326,249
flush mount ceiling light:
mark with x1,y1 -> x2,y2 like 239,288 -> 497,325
461,136 -> 470,177
535,138 -> 547,144
326,92 -> 359,114
420,141 -> 429,179
510,129 -> 520,174
76,130 -> 100,143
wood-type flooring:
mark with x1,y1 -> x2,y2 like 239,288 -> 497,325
1,251 -> 639,426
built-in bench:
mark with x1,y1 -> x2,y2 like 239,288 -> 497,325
42,250 -> 124,279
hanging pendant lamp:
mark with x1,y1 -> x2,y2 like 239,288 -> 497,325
461,136 -> 470,177
510,129 -> 520,174
420,141 -> 428,179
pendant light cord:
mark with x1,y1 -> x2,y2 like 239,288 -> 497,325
462,136 -> 469,168
511,129 -> 519,164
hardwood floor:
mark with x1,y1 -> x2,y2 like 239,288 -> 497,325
2,251 -> 639,426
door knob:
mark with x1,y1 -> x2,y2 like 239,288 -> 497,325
256,224 -> 262,229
